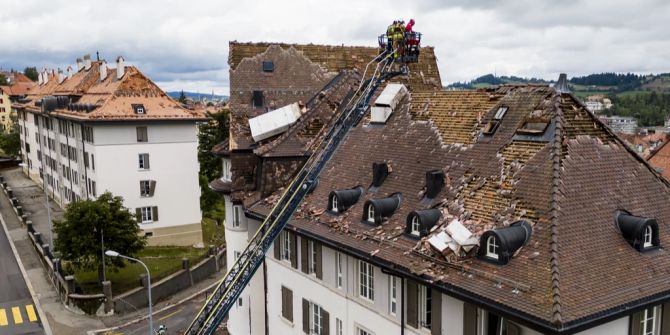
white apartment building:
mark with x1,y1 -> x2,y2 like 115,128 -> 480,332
15,55 -> 205,246
599,115 -> 638,134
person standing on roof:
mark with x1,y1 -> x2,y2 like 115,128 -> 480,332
405,19 -> 419,46
405,19 -> 415,33
386,21 -> 397,53
393,20 -> 405,59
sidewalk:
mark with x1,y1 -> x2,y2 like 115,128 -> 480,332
1,167 -> 227,334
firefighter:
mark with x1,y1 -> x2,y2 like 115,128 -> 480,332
386,21 -> 397,53
393,20 -> 405,59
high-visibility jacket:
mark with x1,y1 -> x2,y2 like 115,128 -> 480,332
393,24 -> 404,40
386,24 -> 395,38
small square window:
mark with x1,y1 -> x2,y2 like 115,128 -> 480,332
132,104 -> 146,114
262,61 -> 274,72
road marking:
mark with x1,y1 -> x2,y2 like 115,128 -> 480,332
158,307 -> 183,321
11,306 -> 23,324
0,309 -> 7,326
103,331 -> 124,335
25,304 -> 37,322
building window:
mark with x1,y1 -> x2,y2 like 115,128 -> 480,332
137,206 -> 158,224
331,195 -> 338,212
140,180 -> 155,197
252,90 -> 264,108
411,216 -> 420,236
136,126 -> 148,142
281,286 -> 293,322
141,207 -> 153,223
336,318 -> 343,335
389,276 -> 397,316
280,231 -> 291,262
641,306 -> 660,335
644,225 -> 653,248
494,106 -> 509,120
132,104 -> 145,114
367,205 -> 375,223
262,61 -> 274,72
309,301 -> 325,335
138,153 -> 150,169
222,159 -> 231,180
92,181 -> 96,197
335,252 -> 343,289
356,325 -> 374,335
232,205 -> 241,227
308,241 -> 317,274
419,285 -> 432,329
486,235 -> 499,260
358,260 -> 374,301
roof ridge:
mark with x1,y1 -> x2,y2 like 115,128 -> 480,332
549,91 -> 564,326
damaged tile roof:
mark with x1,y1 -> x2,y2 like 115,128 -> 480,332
246,82 -> 670,332
15,60 -> 206,122
648,139 -> 670,180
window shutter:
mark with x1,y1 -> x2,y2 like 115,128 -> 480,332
282,286 -> 293,322
135,208 -> 142,222
315,242 -> 323,279
139,181 -> 144,195
322,308 -> 330,335
152,206 -> 158,222
290,232 -> 298,269
145,154 -> 150,169
431,290 -> 442,335
662,303 -> 670,335
463,303 -> 478,335
302,298 -> 309,334
630,310 -> 641,335
301,238 -> 309,274
274,238 -> 281,259
136,127 -> 142,141
149,180 -> 156,196
407,280 -> 419,328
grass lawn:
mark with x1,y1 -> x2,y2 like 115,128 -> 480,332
72,246 -> 209,294
202,217 -> 226,247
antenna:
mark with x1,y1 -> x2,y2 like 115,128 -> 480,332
96,51 -> 100,61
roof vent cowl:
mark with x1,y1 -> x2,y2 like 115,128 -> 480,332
370,161 -> 391,190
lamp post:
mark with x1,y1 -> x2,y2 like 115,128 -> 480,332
105,250 -> 153,335
18,162 -> 53,248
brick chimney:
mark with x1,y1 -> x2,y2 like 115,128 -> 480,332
84,54 -> 92,71
116,56 -> 125,79
67,66 -> 73,80
99,60 -> 107,82
76,58 -> 83,71
57,68 -> 65,84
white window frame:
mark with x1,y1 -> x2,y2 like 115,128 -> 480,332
308,240 -> 317,275
644,225 -> 653,248
280,231 -> 291,262
411,216 -> 420,236
367,205 -> 375,223
358,260 -> 374,302
222,159 -> 231,181
335,252 -> 344,289
419,285 -> 432,330
136,106 -> 145,114
140,206 -> 153,223
641,306 -> 661,335
232,205 -> 241,227
336,318 -> 343,335
486,235 -> 499,260
356,324 -> 374,335
389,276 -> 397,316
331,195 -> 339,212
140,180 -> 151,197
309,301 -> 324,335
138,153 -> 149,170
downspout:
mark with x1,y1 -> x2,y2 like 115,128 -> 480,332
80,123 -> 89,198
264,259 -> 269,335
401,276 -> 405,335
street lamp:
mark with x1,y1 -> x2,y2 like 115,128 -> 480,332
18,162 -> 53,248
105,250 -> 154,335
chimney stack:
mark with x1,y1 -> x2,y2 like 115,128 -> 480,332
57,68 -> 65,84
116,56 -> 125,79
84,54 -> 92,70
38,71 -> 43,85
42,68 -> 49,85
99,60 -> 107,82
67,66 -> 73,80
76,58 -> 84,71
555,73 -> 570,94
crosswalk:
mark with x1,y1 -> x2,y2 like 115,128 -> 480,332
0,304 -> 38,327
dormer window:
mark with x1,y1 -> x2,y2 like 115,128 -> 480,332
363,193 -> 402,225
367,206 -> 376,224
486,236 -> 499,260
615,210 -> 659,252
331,196 -> 339,213
133,104 -> 145,114
410,216 -> 420,236
328,186 -> 364,213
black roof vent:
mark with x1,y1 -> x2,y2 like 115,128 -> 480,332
405,208 -> 441,238
328,186 -> 364,213
424,170 -> 445,199
262,61 -> 274,72
369,161 -> 390,191
41,96 -> 58,113
363,193 -> 402,225
478,220 -> 532,265
56,96 -> 69,109
615,210 -> 659,252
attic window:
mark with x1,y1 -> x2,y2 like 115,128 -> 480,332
494,106 -> 508,120
405,209 -> 441,238
328,186 -> 364,213
331,196 -> 338,213
262,61 -> 274,72
615,210 -> 659,252
478,220 -> 532,265
482,106 -> 509,136
252,90 -> 264,108
362,193 -> 402,225
133,104 -> 145,114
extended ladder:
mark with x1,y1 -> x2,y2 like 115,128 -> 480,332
185,51 -> 405,335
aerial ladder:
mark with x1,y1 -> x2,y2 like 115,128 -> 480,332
185,28 -> 422,335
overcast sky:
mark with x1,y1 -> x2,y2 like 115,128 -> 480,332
1,0 -> 669,95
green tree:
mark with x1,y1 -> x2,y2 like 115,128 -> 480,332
54,192 -> 147,283
23,67 -> 38,82
178,90 -> 187,103
197,109 -> 229,217
0,129 -> 20,157
0,74 -> 7,85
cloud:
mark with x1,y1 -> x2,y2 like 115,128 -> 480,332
0,0 -> 668,93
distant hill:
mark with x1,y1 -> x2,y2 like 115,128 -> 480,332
448,72 -> 670,98
167,91 -> 228,101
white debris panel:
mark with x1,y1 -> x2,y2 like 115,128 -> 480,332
371,83 -> 408,123
428,219 -> 479,257
249,102 -> 303,142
